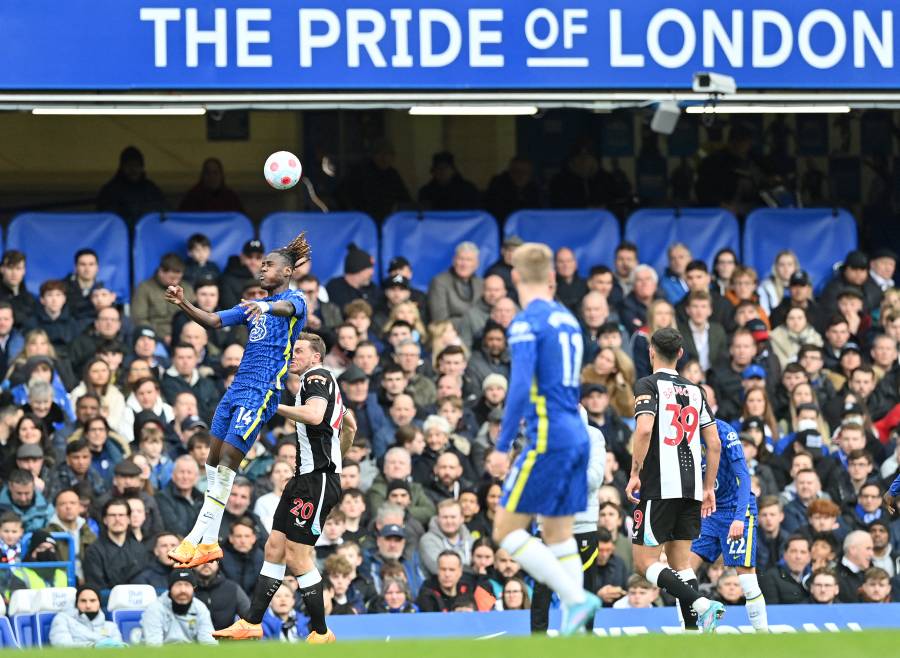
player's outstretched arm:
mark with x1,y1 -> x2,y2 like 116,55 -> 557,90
165,285 -> 223,329
239,299 -> 300,320
277,398 -> 327,426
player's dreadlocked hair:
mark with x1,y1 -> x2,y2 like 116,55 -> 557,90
276,231 -> 311,269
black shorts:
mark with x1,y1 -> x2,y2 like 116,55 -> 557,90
272,471 -> 341,546
631,498 -> 701,546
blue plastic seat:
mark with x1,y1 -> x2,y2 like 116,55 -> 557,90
7,212 -> 129,301
0,617 -> 17,648
132,212 -> 254,286
743,209 -> 858,289
382,212 -> 499,291
13,614 -> 36,647
624,208 -> 740,275
111,610 -> 145,645
260,212 -> 378,285
504,210 -> 620,274
36,611 -> 57,647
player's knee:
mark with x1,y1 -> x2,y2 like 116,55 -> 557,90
264,535 -> 286,562
285,542 -> 315,573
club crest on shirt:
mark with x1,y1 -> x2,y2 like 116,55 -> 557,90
249,314 -> 268,342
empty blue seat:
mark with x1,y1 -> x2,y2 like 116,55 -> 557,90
382,212 -> 499,291
743,209 -> 858,289
13,614 -> 36,647
111,610 -> 145,645
0,618 -> 17,649
624,208 -> 740,275
504,210 -> 620,275
260,212 -> 378,285
7,213 -> 129,301
133,212 -> 254,286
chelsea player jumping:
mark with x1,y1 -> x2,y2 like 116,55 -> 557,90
164,232 -> 311,568
490,242 -> 601,636
685,419 -> 768,632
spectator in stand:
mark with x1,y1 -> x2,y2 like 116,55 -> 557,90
836,530 -> 874,602
418,151 -> 480,211
428,242 -> 484,326
760,534 -> 810,604
367,447 -> 436,527
869,250 -> 897,293
142,569 -> 216,646
415,550 -> 476,612
595,527 -> 629,607
756,496 -> 789,572
83,498 -> 148,591
336,139 -> 411,221
620,264 -> 660,335
120,377 -> 174,445
821,317 -> 852,374
46,487 -> 98,568
554,247 -> 587,314
769,270 -> 821,331
821,250 -> 882,315
29,280 -> 80,350
260,583 -> 303,640
485,236 -> 522,299
156,455 -> 203,537
489,297 -> 518,332
678,290 -> 728,373
179,157 -> 245,213
673,260 -> 734,330
725,266 -> 770,328
96,146 -> 165,223
808,568 -> 841,604
48,438 -> 107,500
870,334 -> 898,381
63,249 -> 104,326
182,234 -> 221,287
325,554 -> 366,615
859,566 -> 893,603
217,239 -> 263,310
484,156 -> 540,222
339,364 -> 388,446
48,585 -> 125,648
172,281 -> 232,351
660,242 -> 692,305
758,250 -> 800,316
135,532 -> 182,592
848,480 -> 884,528
367,577 -> 418,614
384,256 -> 429,317
466,323 -> 510,388
14,444 -> 49,497
194,559 -> 251,630
579,292 -> 616,363
708,329 -> 758,422
783,469 -> 825,533
549,145 -> 614,210
218,477 -> 268,543
326,244 -> 379,310
0,469 -> 51,531
69,358 -> 127,435
868,522 -> 896,577
394,340 -> 437,409
770,308 -> 824,369
0,250 -> 38,331
580,347 -> 635,418
374,394 -> 419,461
364,522 -> 425,596
296,274 -> 342,338
133,253 -> 193,345
587,265 -> 624,316
220,516 -> 264,596
0,302 -> 24,377
161,343 -> 218,423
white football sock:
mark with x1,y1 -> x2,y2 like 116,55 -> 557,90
548,538 -> 584,590
184,465 -> 221,545
739,573 -> 768,632
201,465 -> 236,544
500,529 -> 586,606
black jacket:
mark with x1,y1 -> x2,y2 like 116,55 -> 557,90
27,306 -> 81,352
756,528 -> 790,572
133,559 -> 170,593
195,571 -> 251,630
556,274 -> 588,314
836,561 -> 864,602
707,363 -> 745,422
0,282 -> 38,331
596,554 -> 629,606
156,482 -> 204,538
91,489 -> 163,539
161,371 -> 219,424
414,573 -> 478,612
218,255 -> 256,311
220,541 -> 265,596
760,565 -> 809,604
83,532 -> 149,590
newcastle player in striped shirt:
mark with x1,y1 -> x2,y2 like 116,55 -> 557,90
625,327 -> 725,633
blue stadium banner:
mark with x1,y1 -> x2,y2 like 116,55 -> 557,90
0,1 -> 897,89
325,604 -> 900,640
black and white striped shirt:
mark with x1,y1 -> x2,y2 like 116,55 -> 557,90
295,367 -> 343,475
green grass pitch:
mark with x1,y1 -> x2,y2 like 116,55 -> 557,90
23,630 -> 900,658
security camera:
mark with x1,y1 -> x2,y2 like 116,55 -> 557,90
692,72 -> 737,96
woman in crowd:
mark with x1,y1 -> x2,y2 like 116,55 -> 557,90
69,358 -> 127,436
679,358 -> 704,385
735,387 -> 780,443
580,346 -> 635,418
384,301 -> 428,347
725,266 -> 770,328
713,248 -> 739,296
367,577 -> 418,614
497,576 -> 531,611
4,329 -> 76,391
758,250 -> 799,315
428,320 -> 462,370
780,382 -> 832,441
770,307 -> 824,369
3,413 -> 56,477
253,458 -> 294,533
630,299 -> 678,379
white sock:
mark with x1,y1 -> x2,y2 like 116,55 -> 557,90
739,573 -> 768,632
548,538 -> 584,590
297,568 -> 322,588
500,530 -> 585,606
201,465 -> 236,544
261,561 -> 286,580
184,465 -> 220,544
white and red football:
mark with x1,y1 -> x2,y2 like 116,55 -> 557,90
263,151 -> 302,190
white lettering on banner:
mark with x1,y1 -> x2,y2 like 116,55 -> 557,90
702,9 -> 743,68
752,10 -> 793,68
526,8 -> 589,68
469,9 -> 504,67
420,9 -> 462,67
140,8 -> 181,67
185,8 -> 227,67
798,10 -> 846,69
647,8 -> 696,68
347,8 -> 387,68
236,8 -> 272,68
299,9 -> 340,67
390,9 -> 414,67
854,11 -> 893,68
609,9 -> 644,67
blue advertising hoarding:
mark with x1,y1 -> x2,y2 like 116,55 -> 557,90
0,1 -> 897,89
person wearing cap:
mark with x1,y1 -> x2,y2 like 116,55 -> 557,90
385,255 -> 430,316
142,568 -> 216,645
374,271 -> 429,332
335,138 -> 411,220
83,498 -> 149,591
322,244 -> 378,313
338,364 -> 389,447
467,322 -> 510,390
49,585 -> 125,647
9,528 -> 68,590
132,253 -> 194,344
821,249 -> 883,315
418,150 -> 479,211
218,239 -> 265,310
580,383 -> 630,466
14,443 -> 49,494
770,270 -> 824,331
96,146 -> 165,223
869,249 -> 897,292
428,242 -> 484,325
127,325 -> 168,377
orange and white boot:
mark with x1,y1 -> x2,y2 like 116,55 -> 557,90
306,629 -> 336,644
183,542 -> 223,568
167,539 -> 197,566
212,619 -> 263,640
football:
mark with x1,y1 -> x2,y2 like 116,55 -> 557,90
263,151 -> 302,190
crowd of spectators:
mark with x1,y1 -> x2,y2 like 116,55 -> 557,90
0,219 -> 898,645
